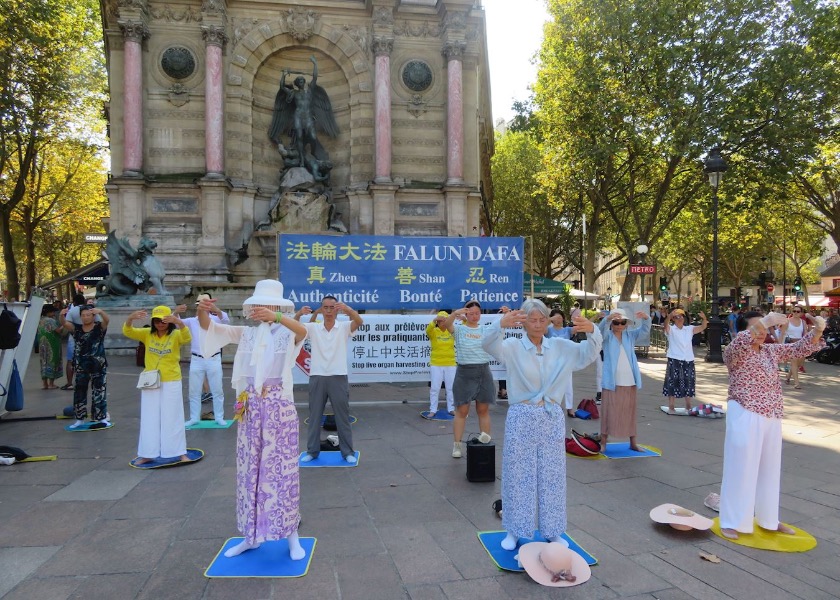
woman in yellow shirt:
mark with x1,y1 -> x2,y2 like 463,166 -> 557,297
123,305 -> 191,464
425,310 -> 457,417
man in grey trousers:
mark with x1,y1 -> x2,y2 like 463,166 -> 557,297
296,296 -> 363,464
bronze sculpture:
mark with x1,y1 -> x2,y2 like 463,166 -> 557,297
96,232 -> 168,297
268,56 -> 339,182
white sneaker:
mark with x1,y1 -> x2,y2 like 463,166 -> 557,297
184,419 -> 199,427
344,454 -> 357,464
0,456 -> 15,466
452,442 -> 462,458
704,492 -> 720,512
300,452 -> 315,463
478,432 -> 491,444
215,418 -> 227,426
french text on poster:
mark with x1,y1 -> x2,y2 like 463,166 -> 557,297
279,234 -> 524,310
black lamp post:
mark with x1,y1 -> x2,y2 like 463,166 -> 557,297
637,243 -> 649,303
607,286 -> 612,310
704,147 -> 728,362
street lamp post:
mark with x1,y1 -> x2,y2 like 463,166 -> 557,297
704,147 -> 728,363
607,286 -> 612,310
637,243 -> 649,303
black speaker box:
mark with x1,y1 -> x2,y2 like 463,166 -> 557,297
466,440 -> 496,482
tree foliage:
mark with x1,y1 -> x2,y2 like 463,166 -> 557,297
0,0 -> 106,299
530,0 -> 838,300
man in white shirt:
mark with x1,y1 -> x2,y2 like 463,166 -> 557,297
176,293 -> 230,426
295,295 -> 363,464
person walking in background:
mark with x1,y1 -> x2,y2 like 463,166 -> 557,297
425,310 -> 456,417
546,308 -> 577,418
59,305 -> 110,429
176,293 -> 230,427
295,296 -> 364,464
598,308 -> 651,451
719,311 -> 825,540
483,299 -> 601,551
38,304 -> 65,389
443,301 -> 495,458
123,306 -> 190,464
662,308 -> 708,413
780,306 -> 812,389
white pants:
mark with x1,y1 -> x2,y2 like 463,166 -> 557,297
188,355 -> 225,421
564,376 -> 574,410
429,366 -> 456,412
719,400 -> 782,533
138,381 -> 187,459
595,356 -> 603,393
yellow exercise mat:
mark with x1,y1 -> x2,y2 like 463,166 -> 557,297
711,518 -> 817,552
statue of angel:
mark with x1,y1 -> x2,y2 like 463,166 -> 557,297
268,56 -> 340,180
95,232 -> 168,297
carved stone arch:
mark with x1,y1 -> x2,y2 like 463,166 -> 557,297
225,21 -> 374,187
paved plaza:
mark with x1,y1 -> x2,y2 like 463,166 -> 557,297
0,348 -> 838,600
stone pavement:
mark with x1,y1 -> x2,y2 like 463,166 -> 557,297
0,348 -> 838,600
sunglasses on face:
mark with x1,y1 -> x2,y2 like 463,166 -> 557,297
792,310 -> 802,313
613,320 -> 628,326
673,315 -> 684,319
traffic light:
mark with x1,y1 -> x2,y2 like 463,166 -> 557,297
659,276 -> 667,291
793,277 -> 802,292
758,271 -> 767,287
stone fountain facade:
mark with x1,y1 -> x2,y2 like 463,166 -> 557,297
100,0 -> 494,300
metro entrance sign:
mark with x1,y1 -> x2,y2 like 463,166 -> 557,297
629,264 -> 656,275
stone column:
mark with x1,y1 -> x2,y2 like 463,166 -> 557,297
119,21 -> 149,177
372,37 -> 394,184
202,25 -> 228,178
443,41 -> 466,185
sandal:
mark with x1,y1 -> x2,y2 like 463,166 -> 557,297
60,383 -> 73,390
794,384 -> 801,389
497,390 -> 508,400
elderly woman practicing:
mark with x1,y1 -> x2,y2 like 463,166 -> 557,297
719,311 -> 825,540
483,299 -> 602,551
197,280 -> 309,560
598,308 -> 651,451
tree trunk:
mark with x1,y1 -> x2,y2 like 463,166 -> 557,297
0,208 -> 20,300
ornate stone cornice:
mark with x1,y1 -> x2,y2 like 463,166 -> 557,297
202,25 -> 228,48
118,0 -> 147,10
149,5 -> 202,23
443,11 -> 466,32
372,36 -> 394,57
119,20 -> 150,42
442,41 -> 466,61
283,8 -> 319,42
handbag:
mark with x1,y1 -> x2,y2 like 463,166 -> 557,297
577,398 -> 599,420
136,369 -> 161,390
136,334 -> 171,390
3,360 -> 24,411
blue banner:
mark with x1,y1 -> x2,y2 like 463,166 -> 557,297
279,234 -> 524,310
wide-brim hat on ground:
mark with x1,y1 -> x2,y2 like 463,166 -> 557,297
243,280 -> 294,312
650,503 -> 713,531
151,305 -> 171,319
518,542 -> 591,587
195,293 -> 212,304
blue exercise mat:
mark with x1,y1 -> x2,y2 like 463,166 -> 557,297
477,530 -> 597,570
299,450 -> 360,468
602,442 -> 661,459
205,537 -> 317,578
421,409 -> 454,421
64,421 -> 114,432
186,419 -> 234,429
129,448 -> 205,469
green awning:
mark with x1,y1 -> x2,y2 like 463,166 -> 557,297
523,273 -> 568,296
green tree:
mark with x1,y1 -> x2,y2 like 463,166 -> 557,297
534,0 -> 834,301
0,0 -> 105,299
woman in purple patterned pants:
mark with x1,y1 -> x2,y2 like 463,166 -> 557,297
197,280 -> 308,560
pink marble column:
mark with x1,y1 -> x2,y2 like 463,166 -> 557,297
444,42 -> 466,184
202,26 -> 228,178
120,22 -> 148,176
373,38 -> 394,183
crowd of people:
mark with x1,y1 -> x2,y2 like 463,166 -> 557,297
33,287 -> 832,566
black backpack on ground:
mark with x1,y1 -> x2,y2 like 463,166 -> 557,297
0,304 -> 21,350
